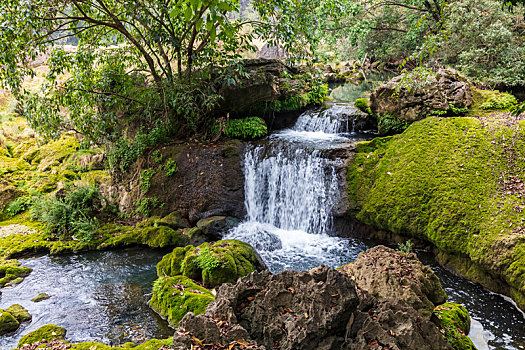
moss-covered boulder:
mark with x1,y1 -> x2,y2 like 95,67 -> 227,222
18,324 -> 67,347
158,211 -> 189,230
157,240 -> 266,288
149,276 -> 214,327
101,225 -> 189,249
32,136 -> 80,172
196,216 -> 240,241
0,259 -> 32,287
0,310 -> 19,335
6,304 -> 31,322
32,292 -> 51,302
347,116 -> 525,311
434,303 -> 477,350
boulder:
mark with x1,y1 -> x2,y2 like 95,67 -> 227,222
0,310 -> 19,335
339,245 -> 446,319
172,266 -> 452,350
370,68 -> 473,122
6,304 -> 31,323
433,302 -> 477,350
18,324 -> 66,347
158,211 -> 190,230
148,275 -> 214,327
31,292 -> 51,302
156,240 -> 266,288
257,43 -> 288,60
196,216 -> 240,241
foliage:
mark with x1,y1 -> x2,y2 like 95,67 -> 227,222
480,93 -> 518,110
153,150 -> 163,165
354,98 -> 372,115
196,246 -> 221,272
213,116 -> 268,140
133,197 -> 163,217
397,240 -> 414,253
30,185 -> 101,241
378,114 -> 411,136
164,160 -> 178,177
140,168 -> 155,194
425,0 -> 525,87
6,196 -> 33,217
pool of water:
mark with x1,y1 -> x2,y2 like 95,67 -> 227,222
0,248 -> 172,349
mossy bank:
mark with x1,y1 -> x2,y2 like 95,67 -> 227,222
347,116 -> 525,311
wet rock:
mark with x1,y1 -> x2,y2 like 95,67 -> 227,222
31,292 -> 51,302
6,304 -> 31,323
156,240 -> 266,288
0,310 -> 19,335
18,324 -> 66,347
196,216 -> 240,241
173,266 -> 452,350
148,276 -> 214,327
339,245 -> 446,319
0,260 -> 32,287
158,211 -> 190,230
370,68 -> 473,122
433,302 -> 477,350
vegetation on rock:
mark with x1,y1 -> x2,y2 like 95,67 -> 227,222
434,302 -> 477,350
149,275 -> 214,327
347,116 -> 525,310
157,239 -> 265,288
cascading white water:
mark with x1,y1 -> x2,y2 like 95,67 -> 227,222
227,102 -> 368,272
244,145 -> 338,235
293,103 -> 357,133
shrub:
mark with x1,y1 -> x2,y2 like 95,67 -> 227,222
354,98 -> 372,115
164,160 -> 178,177
398,240 -> 414,253
133,197 -> 164,217
213,117 -> 268,140
480,92 -> 518,110
378,114 -> 411,136
30,185 -> 101,241
140,168 -> 155,193
6,196 -> 33,217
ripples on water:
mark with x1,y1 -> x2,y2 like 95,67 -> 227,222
0,248 -> 171,349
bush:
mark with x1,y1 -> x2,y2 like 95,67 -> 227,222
378,114 -> 411,136
31,185 -> 101,241
213,117 -> 268,140
354,98 -> 372,115
480,92 -> 518,110
6,196 -> 33,217
133,197 -> 164,217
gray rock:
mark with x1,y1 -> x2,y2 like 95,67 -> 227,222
370,68 -> 473,121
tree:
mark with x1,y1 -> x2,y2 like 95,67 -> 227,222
0,0 -> 329,147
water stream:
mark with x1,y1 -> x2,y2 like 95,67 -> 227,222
227,94 -> 525,350
0,248 -> 171,349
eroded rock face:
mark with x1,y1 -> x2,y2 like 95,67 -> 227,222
370,68 -> 473,121
172,266 -> 452,350
339,245 -> 447,319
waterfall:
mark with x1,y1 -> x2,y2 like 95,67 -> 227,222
227,102 -> 367,272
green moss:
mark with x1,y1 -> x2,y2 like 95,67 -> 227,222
23,337 -> 173,350
467,88 -> 518,117
347,116 -> 525,310
149,275 -> 214,327
434,303 -> 476,350
79,170 -> 111,186
32,292 -> 51,302
101,225 -> 188,249
6,304 -> 31,322
31,136 -> 80,172
158,211 -> 187,229
0,259 -> 32,287
157,239 -> 264,288
0,310 -> 19,335
212,117 -> 268,140
0,156 -> 30,175
18,324 -> 66,347
354,98 -> 373,115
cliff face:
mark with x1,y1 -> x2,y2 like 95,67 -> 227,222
346,116 -> 525,311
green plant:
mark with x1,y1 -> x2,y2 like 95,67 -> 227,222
196,246 -> 221,272
354,98 -> 373,115
140,168 -> 155,193
164,160 -> 178,177
398,240 -> 414,253
213,117 -> 268,140
6,196 -> 33,217
133,197 -> 164,217
449,104 -> 469,116
378,114 -> 411,136
480,93 -> 518,110
153,150 -> 163,164
30,185 -> 101,241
